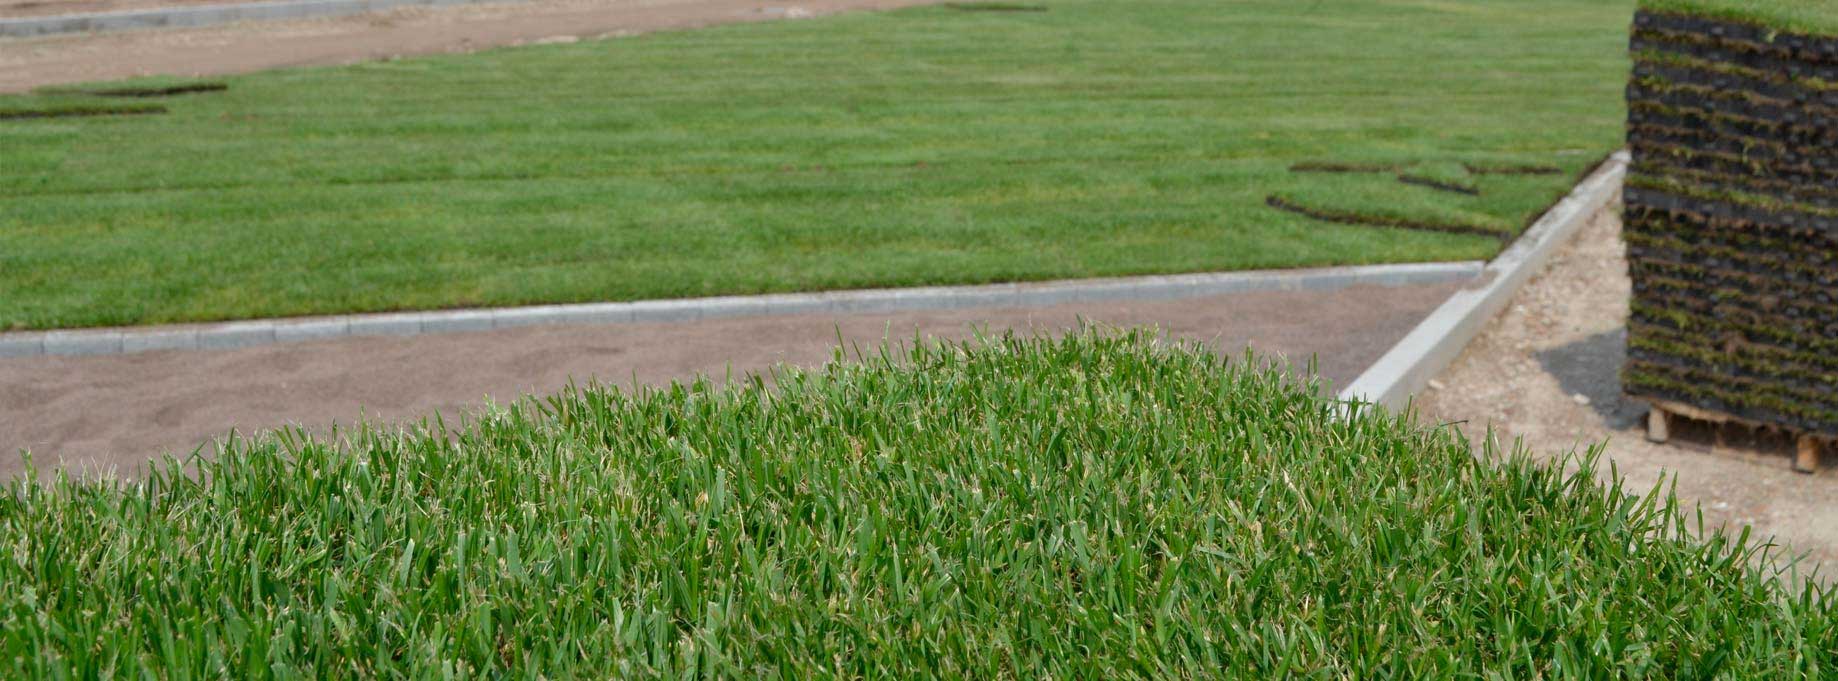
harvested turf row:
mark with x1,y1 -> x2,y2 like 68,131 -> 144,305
1631,31 -> 1838,79
1631,351 -> 1838,408
1628,80 -> 1838,131
1632,75 -> 1838,122
1631,289 -> 1838,333
1262,195 -> 1508,242
1632,60 -> 1838,111
1627,182 -> 1838,240
1630,325 -> 1838,387
1625,187 -> 1838,235
1624,359 -> 1838,431
1629,141 -> 1838,189
1624,203 -> 1838,261
1630,143 -> 1838,190
1630,162 -> 1838,209
1630,124 -> 1838,170
1629,257 -> 1838,302
1635,10 -> 1838,61
1631,300 -> 1838,359
1630,21 -> 1838,70
1630,321 -> 1838,378
1626,374 -> 1838,434
1625,232 -> 1838,283
1635,49 -> 1838,94
1630,101 -> 1838,147
1629,271 -> 1838,327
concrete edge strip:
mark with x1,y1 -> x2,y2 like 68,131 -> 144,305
1,261 -> 1483,359
1336,150 -> 1630,413
0,0 -> 513,38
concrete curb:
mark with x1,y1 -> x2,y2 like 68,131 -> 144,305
0,0 -> 512,38
2,262 -> 1482,359
1337,151 -> 1629,413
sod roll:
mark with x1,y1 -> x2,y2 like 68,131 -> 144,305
1624,2 -> 1838,436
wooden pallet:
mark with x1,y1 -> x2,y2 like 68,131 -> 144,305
1642,398 -> 1827,474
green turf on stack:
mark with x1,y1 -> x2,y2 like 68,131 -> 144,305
1623,1 -> 1838,436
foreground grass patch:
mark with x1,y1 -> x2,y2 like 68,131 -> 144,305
0,0 -> 1632,330
2,330 -> 1831,676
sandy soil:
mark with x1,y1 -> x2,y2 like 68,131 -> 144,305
1,0 -> 235,19
0,0 -> 943,92
1417,201 -> 1838,575
0,282 -> 1456,479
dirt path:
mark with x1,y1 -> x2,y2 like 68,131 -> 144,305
1417,201 -> 1838,575
1,0 -> 233,19
1,282 -> 1456,479
0,0 -> 942,92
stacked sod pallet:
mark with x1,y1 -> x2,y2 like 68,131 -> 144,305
1623,4 -> 1838,458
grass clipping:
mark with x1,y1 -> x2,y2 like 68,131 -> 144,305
2,329 -> 1833,676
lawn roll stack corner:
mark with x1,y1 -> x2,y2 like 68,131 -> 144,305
1623,3 -> 1838,463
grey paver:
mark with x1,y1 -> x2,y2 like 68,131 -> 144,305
122,329 -> 200,354
347,313 -> 426,337
275,318 -> 351,344
419,311 -> 495,334
44,331 -> 124,356
0,334 -> 45,359
199,322 -> 277,350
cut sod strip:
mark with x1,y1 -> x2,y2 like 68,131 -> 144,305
0,0 -> 1632,331
1,330 -> 1832,676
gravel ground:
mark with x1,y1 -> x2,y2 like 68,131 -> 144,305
1417,199 -> 1838,576
1,282 -> 1457,479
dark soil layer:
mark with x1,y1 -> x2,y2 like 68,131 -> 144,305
1463,163 -> 1562,176
1263,195 -> 1509,242
84,82 -> 227,98
1397,173 -> 1480,195
0,104 -> 164,119
1624,8 -> 1838,438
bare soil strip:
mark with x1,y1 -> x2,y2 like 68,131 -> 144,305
1,283 -> 1457,478
0,0 -> 944,93
1417,204 -> 1838,574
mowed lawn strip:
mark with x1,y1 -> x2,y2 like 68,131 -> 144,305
1,331 -> 1831,676
0,0 -> 1632,330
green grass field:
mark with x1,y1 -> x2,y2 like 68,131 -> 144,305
0,0 -> 1634,330
1,331 -> 1830,676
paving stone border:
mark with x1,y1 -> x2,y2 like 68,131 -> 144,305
0,262 -> 1483,358
1338,151 -> 1631,412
